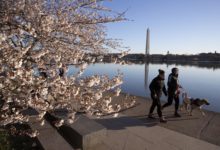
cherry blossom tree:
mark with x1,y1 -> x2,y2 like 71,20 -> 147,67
0,0 -> 136,136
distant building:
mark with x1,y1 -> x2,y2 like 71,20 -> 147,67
145,28 -> 150,56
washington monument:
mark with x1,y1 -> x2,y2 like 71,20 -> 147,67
144,28 -> 150,89
145,28 -> 150,56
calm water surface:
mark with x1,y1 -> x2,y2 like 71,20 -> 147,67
68,63 -> 220,113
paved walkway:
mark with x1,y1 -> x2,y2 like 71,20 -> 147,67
88,93 -> 220,150
90,115 -> 219,150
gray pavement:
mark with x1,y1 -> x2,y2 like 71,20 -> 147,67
92,116 -> 219,150
87,93 -> 220,150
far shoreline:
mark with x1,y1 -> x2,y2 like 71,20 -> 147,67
101,52 -> 220,62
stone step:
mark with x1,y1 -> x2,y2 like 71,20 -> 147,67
29,116 -> 74,150
45,113 -> 107,150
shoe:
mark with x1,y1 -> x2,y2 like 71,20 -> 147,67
159,117 -> 167,123
174,113 -> 181,117
148,114 -> 156,119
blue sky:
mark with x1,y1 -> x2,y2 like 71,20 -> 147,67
104,0 -> 220,54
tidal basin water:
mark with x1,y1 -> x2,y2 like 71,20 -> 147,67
68,63 -> 220,113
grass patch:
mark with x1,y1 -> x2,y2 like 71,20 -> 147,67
0,129 -> 10,150
0,124 -> 43,150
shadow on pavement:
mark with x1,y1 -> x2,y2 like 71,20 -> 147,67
94,116 -> 158,130
94,112 -> 200,131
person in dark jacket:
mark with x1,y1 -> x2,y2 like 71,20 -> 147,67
162,67 -> 182,117
148,69 -> 168,123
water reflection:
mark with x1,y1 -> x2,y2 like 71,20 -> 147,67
144,62 -> 149,90
149,61 -> 220,71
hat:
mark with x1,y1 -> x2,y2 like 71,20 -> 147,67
172,67 -> 178,73
158,69 -> 165,74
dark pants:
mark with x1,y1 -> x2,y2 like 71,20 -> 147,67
162,90 -> 179,113
149,93 -> 162,117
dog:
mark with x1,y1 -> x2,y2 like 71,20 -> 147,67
180,92 -> 210,116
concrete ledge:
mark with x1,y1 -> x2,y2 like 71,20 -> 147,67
55,115 -> 107,150
29,116 -> 74,150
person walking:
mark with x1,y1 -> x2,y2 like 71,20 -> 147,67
148,69 -> 167,123
162,67 -> 182,117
